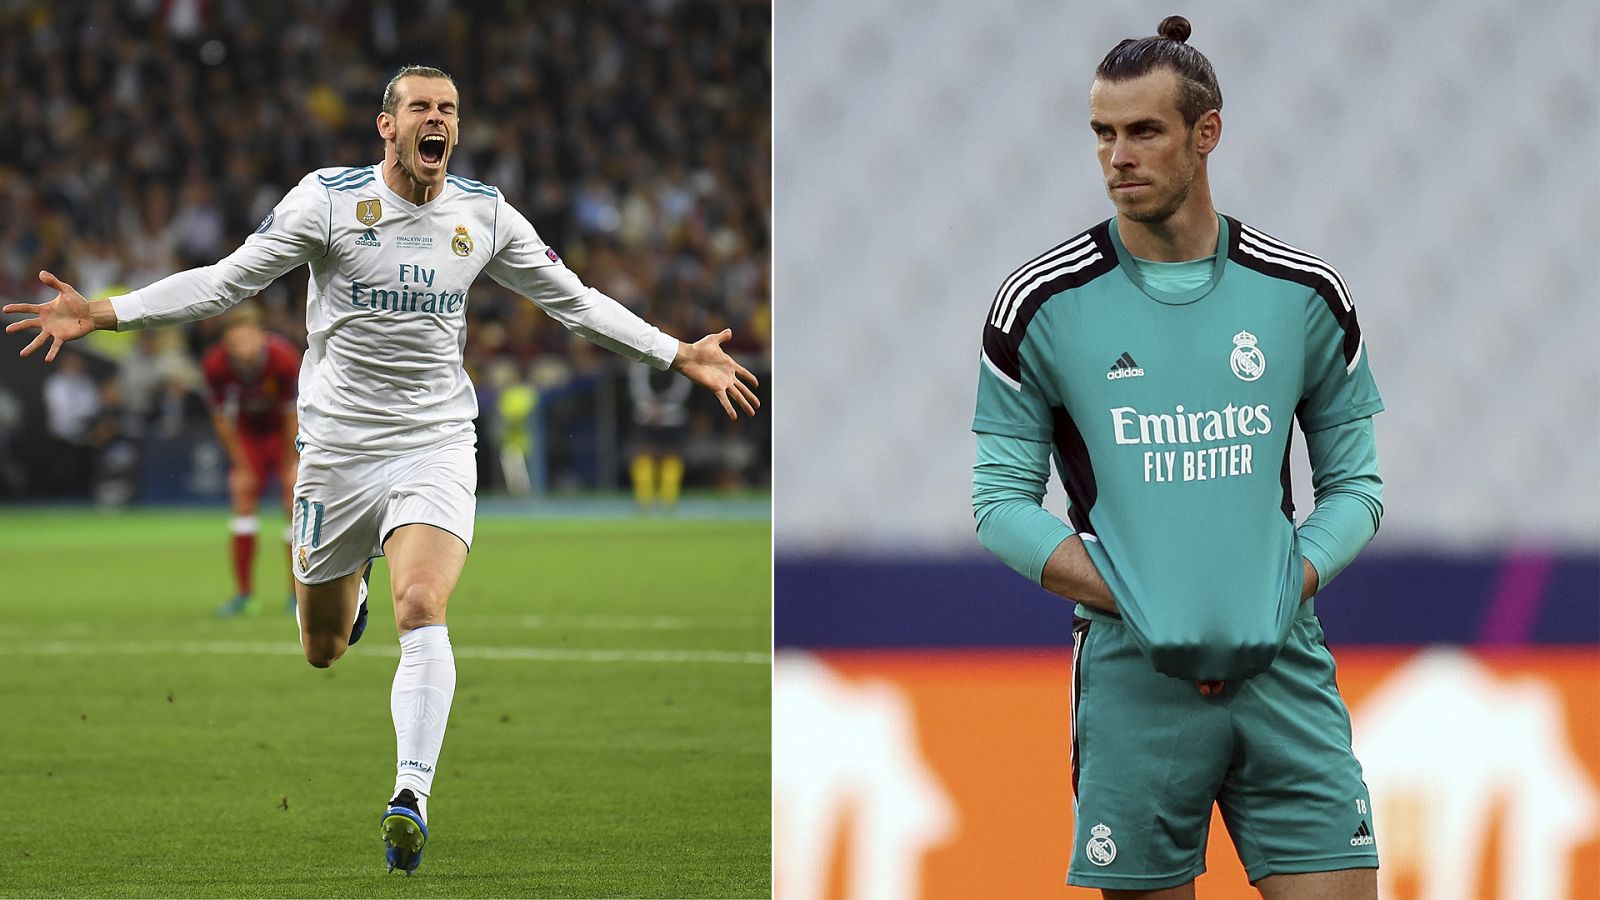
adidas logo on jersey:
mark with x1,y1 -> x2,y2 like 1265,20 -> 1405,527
356,228 -> 381,247
1106,352 -> 1145,380
1349,820 -> 1375,847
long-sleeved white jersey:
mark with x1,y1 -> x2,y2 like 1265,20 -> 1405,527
110,164 -> 679,454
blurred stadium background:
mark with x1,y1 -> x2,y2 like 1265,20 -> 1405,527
773,1 -> 1599,898
0,2 -> 770,896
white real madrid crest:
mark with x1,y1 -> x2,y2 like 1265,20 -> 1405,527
452,224 -> 473,257
1085,822 -> 1117,866
1230,330 -> 1265,382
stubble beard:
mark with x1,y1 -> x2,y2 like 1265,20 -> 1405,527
394,139 -> 444,188
1116,135 -> 1199,224
1121,177 -> 1192,224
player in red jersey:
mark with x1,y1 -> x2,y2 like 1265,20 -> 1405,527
203,304 -> 302,616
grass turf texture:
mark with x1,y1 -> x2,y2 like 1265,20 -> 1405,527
0,508 -> 770,898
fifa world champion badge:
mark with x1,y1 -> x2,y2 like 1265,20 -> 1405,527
452,225 -> 473,257
356,199 -> 382,227
1085,822 -> 1117,866
1230,330 -> 1265,381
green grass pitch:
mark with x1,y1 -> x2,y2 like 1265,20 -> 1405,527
0,507 -> 771,898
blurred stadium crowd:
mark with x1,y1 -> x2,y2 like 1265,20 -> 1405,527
0,0 -> 770,502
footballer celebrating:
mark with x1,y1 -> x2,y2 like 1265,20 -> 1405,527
972,18 -> 1383,900
7,64 -> 760,875
203,304 -> 301,617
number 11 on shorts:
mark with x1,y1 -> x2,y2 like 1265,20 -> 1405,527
296,498 -> 325,548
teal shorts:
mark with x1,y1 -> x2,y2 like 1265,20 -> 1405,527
1067,612 -> 1379,890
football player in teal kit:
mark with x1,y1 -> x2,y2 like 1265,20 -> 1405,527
973,17 -> 1383,900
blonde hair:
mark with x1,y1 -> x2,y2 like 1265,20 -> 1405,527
221,303 -> 263,331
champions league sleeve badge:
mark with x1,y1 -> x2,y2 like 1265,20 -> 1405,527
1230,330 -> 1266,381
452,225 -> 474,257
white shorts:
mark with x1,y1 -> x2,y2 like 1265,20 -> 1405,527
291,440 -> 477,585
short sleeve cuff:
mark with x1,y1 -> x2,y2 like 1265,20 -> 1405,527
1299,398 -> 1385,434
972,415 -> 1052,443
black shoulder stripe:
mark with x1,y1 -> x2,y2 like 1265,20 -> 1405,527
1225,216 -> 1362,367
982,220 -> 1118,386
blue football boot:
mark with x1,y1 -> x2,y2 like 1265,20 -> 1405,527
348,563 -> 372,646
216,594 -> 258,617
382,789 -> 428,874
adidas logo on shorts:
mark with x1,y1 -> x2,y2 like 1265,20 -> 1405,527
1350,820 -> 1375,847
1106,351 -> 1145,380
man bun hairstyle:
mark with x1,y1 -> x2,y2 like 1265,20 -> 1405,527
1156,15 -> 1191,43
381,64 -> 456,117
1096,15 -> 1221,127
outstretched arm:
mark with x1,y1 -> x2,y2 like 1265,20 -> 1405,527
7,177 -> 325,361
4,271 -> 118,362
670,329 -> 761,420
483,200 -> 762,419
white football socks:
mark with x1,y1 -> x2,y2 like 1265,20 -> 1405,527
391,624 -> 455,822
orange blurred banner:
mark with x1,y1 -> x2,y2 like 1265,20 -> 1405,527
775,648 -> 1600,899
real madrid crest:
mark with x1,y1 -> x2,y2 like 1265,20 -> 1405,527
296,545 -> 309,574
356,199 -> 382,227
1230,330 -> 1265,382
452,225 -> 473,257
1085,822 -> 1117,866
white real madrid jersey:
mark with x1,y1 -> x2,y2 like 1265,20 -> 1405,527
111,164 -> 679,454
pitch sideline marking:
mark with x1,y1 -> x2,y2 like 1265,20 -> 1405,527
1,614 -> 765,634
0,640 -> 768,665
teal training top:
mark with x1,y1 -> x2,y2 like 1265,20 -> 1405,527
1132,254 -> 1215,293
972,214 -> 1384,681
971,420 -> 1382,600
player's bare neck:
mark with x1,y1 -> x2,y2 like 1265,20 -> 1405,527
1118,204 -> 1219,263
382,158 -> 441,206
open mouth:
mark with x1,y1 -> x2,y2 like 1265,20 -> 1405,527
418,134 -> 447,166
